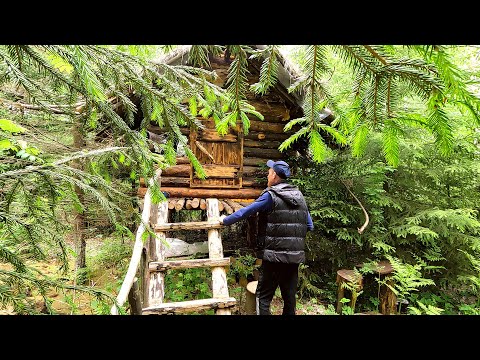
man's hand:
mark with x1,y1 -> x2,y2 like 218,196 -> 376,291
219,215 -> 227,225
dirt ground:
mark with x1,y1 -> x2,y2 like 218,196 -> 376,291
1,236 -> 329,315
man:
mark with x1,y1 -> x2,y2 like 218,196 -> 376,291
220,160 -> 314,315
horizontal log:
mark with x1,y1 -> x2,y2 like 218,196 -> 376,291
176,157 -> 190,164
163,164 -> 190,177
142,297 -> 237,315
244,139 -> 281,149
151,187 -> 262,199
245,100 -> 292,121
245,131 -> 289,141
163,164 -> 261,179
244,157 -> 269,166
199,129 -> 237,142
160,177 -> 190,187
243,177 -> 266,188
164,238 -> 209,258
244,147 -> 284,159
149,257 -> 231,272
199,118 -> 286,134
148,125 -> 190,136
154,221 -> 224,231
149,125 -> 289,142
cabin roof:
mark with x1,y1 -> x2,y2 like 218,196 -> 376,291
156,45 -> 332,120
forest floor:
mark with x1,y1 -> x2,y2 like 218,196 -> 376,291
0,236 -> 330,315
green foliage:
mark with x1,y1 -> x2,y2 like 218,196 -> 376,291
282,45 -> 480,167
0,45 -> 236,312
2,44 -> 480,314
228,251 -> 258,282
87,236 -> 133,276
250,46 -> 280,95
164,267 -> 212,304
292,99 -> 480,313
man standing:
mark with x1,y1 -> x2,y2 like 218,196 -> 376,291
220,160 -> 314,315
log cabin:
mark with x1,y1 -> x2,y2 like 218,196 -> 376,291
138,45 -> 333,218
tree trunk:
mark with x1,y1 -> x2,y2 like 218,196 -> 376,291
72,115 -> 87,283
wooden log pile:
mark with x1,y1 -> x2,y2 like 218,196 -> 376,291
162,197 -> 249,214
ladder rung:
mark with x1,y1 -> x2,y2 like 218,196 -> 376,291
154,221 -> 223,232
149,257 -> 231,272
142,297 -> 237,315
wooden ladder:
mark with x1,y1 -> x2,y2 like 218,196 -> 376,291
140,198 -> 236,315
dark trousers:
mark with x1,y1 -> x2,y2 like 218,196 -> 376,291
255,261 -> 299,315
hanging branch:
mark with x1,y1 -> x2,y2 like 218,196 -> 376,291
340,179 -> 369,234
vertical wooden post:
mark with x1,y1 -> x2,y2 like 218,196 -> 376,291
147,200 -> 169,307
206,198 -> 231,315
128,277 -> 143,315
376,260 -> 397,315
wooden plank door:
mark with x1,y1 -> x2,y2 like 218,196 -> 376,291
190,119 -> 243,189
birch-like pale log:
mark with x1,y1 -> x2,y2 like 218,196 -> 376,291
111,169 -> 162,315
142,297 -> 237,315
147,200 -> 169,307
149,257 -> 230,272
206,198 -> 232,315
163,238 -> 209,258
154,221 -> 223,231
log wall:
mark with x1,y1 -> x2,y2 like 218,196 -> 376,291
141,54 -> 304,203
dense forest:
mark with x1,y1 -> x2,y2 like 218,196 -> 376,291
1,45 -> 479,315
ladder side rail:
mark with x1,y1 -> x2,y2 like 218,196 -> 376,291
110,169 -> 162,315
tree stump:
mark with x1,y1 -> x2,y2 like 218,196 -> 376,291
336,269 -> 363,314
374,260 -> 397,315
245,281 -> 258,315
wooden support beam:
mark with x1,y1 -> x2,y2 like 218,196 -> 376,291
163,164 -> 190,177
160,177 -> 190,187
206,198 -> 231,315
147,201 -> 169,307
149,257 -> 231,272
153,187 -> 262,199
142,297 -> 236,315
244,139 -> 281,149
154,221 -> 223,232
244,147 -> 284,159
